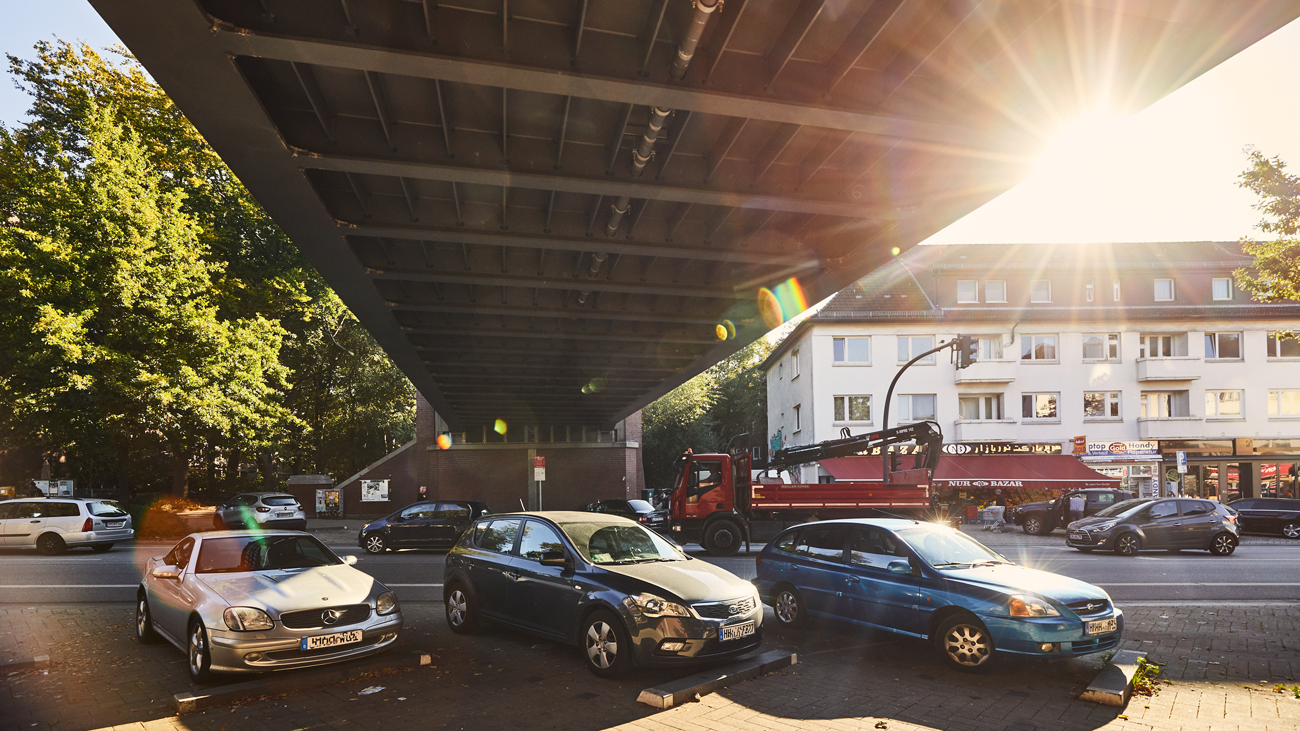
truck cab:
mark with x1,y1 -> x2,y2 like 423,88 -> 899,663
667,451 -> 752,555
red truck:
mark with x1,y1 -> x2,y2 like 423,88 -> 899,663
667,422 -> 946,555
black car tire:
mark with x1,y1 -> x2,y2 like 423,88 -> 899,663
363,533 -> 388,554
1282,522 -> 1299,540
187,619 -> 213,683
702,521 -> 742,557
37,533 -> 66,556
1114,533 -> 1141,556
212,514 -> 225,530
772,585 -> 806,629
136,595 -> 161,644
444,583 -> 480,634
581,610 -> 634,678
1022,514 -> 1049,536
935,614 -> 996,673
1209,533 -> 1238,556
92,544 -> 113,552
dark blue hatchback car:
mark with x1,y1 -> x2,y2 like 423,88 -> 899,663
754,519 -> 1122,671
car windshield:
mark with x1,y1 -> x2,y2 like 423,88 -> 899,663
195,535 -> 341,573
895,523 -> 1010,568
559,521 -> 686,565
87,500 -> 128,517
1093,498 -> 1153,518
261,496 -> 298,506
627,500 -> 654,512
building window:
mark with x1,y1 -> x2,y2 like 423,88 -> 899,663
791,350 -> 800,377
1270,390 -> 1300,416
985,280 -> 1007,303
956,280 -> 978,303
1085,280 -> 1094,302
833,337 -> 871,364
1140,391 -> 1189,418
1113,279 -> 1121,301
898,336 -> 935,363
1084,391 -> 1122,419
1204,332 -> 1242,360
977,336 -> 1003,360
793,404 -> 801,432
897,394 -> 936,421
959,394 -> 1002,421
1021,393 -> 1058,420
1211,277 -> 1233,301
1205,390 -> 1243,418
1139,333 -> 1187,358
1267,332 -> 1300,358
1082,333 -> 1121,362
833,395 -> 872,423
1020,334 -> 1058,361
1030,280 -> 1052,303
1154,278 -> 1175,301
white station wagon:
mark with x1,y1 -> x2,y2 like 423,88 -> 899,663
0,498 -> 134,554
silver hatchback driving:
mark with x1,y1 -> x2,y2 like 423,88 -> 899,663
213,493 -> 307,531
136,530 -> 402,681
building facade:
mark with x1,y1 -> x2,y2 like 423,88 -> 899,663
764,242 -> 1300,502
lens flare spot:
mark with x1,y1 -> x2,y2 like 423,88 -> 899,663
775,278 -> 807,315
436,433 -> 452,450
716,324 -> 728,340
493,419 -> 508,435
891,246 -> 901,256
722,320 -> 736,339
757,287 -> 782,329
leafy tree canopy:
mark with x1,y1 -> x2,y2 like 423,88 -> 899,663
1236,148 -> 1300,304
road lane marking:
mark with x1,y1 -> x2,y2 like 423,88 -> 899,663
0,584 -> 138,588
386,583 -> 444,587
1099,582 -> 1300,586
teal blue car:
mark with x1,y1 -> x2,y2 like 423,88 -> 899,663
754,519 -> 1122,671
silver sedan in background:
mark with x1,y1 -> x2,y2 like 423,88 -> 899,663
136,531 -> 402,682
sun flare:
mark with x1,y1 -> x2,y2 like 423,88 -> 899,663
1036,110 -> 1131,175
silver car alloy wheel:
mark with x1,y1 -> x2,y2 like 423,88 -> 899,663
1117,534 -> 1140,555
943,623 -> 991,667
1283,523 -> 1299,539
1024,517 -> 1041,534
1213,534 -> 1236,554
188,625 -> 206,677
775,590 -> 800,624
447,590 -> 467,626
365,535 -> 385,553
136,599 -> 149,638
585,620 -> 618,670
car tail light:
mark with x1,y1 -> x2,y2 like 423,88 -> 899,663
1227,514 -> 1237,524
638,515 -> 648,523
256,506 -> 271,513
81,518 -> 93,532
755,553 -> 763,570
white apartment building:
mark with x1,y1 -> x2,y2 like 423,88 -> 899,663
764,242 -> 1300,501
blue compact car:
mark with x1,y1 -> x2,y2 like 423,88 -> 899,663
754,519 -> 1122,671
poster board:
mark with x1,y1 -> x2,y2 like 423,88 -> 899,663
360,480 -> 389,502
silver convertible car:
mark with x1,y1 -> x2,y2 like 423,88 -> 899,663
136,530 -> 402,682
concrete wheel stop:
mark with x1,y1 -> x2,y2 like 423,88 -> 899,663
1079,649 -> 1147,707
637,650 -> 796,709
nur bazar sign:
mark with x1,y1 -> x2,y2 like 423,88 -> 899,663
944,479 -> 1025,487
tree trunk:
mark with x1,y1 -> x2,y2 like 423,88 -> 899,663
227,447 -> 242,490
205,442 -> 216,496
114,436 -> 131,497
260,452 -> 276,490
170,443 -> 190,498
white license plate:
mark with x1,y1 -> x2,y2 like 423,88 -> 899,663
721,621 -> 755,641
278,512 -> 293,517
1068,532 -> 1086,541
301,629 -> 363,650
1086,618 -> 1117,636
106,521 -> 124,528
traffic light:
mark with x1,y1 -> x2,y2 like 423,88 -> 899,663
955,335 -> 978,369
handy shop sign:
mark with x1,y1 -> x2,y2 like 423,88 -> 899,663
1082,441 -> 1160,462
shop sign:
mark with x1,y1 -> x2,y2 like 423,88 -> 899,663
1072,436 -> 1087,455
941,443 -> 1062,456
1082,441 -> 1160,461
943,479 -> 1026,488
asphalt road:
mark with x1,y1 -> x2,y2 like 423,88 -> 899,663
2,535 -> 1299,606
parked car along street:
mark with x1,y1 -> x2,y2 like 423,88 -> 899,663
1006,488 -> 1134,535
1227,498 -> 1300,539
0,497 -> 133,554
579,499 -> 667,531
1066,498 -> 1240,555
444,511 -> 762,677
213,493 -> 307,531
754,518 -> 1122,672
359,500 -> 490,553
136,530 -> 403,682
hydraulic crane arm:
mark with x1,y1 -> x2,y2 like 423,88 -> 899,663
767,421 -> 943,473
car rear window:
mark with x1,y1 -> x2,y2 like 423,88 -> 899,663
261,496 -> 298,506
628,500 -> 654,512
88,501 -> 128,517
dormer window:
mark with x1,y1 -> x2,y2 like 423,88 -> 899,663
1212,277 -> 1233,301
956,280 -> 978,303
1030,280 -> 1051,303
1154,278 -> 1175,301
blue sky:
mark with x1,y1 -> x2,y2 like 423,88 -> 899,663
3,3 -> 1300,246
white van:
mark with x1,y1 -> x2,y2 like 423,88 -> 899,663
0,498 -> 134,554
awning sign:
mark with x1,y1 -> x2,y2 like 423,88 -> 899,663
1082,441 -> 1160,461
941,443 -> 1062,456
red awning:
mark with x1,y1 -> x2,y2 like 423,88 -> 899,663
820,454 -> 1119,492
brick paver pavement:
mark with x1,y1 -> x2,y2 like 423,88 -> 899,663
2,603 -> 1297,731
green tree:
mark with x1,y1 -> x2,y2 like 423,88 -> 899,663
1237,149 -> 1300,304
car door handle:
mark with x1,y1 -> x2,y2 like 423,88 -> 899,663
790,565 -> 799,571
1172,522 -> 1182,526
30,520 -> 41,523
507,571 -> 521,581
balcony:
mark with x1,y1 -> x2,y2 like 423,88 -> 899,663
1137,417 -> 1203,439
954,420 -> 1019,442
1136,357 -> 1201,382
955,360 -> 1017,384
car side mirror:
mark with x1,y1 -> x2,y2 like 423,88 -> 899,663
887,561 -> 911,575
540,551 -> 567,568
342,555 -> 358,566
152,565 -> 180,580
389,514 -> 404,522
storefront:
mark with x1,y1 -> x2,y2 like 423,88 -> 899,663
1158,439 -> 1300,501
1077,441 -> 1162,498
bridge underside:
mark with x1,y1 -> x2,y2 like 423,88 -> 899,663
91,0 -> 1300,430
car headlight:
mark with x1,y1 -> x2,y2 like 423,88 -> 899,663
224,606 -> 274,631
1009,595 -> 1060,618
376,591 -> 399,615
1091,521 -> 1118,532
622,593 -> 690,618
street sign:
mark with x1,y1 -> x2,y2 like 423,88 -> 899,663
1176,451 -> 1187,474
534,456 -> 546,482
